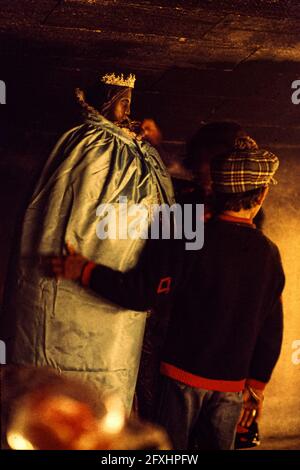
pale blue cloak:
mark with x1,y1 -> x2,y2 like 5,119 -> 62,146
2,114 -> 174,412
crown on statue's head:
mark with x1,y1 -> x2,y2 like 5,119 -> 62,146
101,73 -> 136,88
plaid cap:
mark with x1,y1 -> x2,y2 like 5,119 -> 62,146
211,149 -> 279,193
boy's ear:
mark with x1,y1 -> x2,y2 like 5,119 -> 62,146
257,187 -> 269,205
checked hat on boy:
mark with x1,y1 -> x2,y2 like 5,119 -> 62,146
211,136 -> 279,194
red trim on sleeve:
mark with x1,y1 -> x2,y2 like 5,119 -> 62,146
246,379 -> 267,391
81,261 -> 97,287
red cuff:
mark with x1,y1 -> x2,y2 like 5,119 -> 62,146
246,378 -> 267,391
81,261 -> 96,287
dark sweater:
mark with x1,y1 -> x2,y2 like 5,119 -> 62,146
85,217 -> 284,391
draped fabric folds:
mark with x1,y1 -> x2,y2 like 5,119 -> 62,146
2,115 -> 174,412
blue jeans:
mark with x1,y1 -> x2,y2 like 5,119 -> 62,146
156,376 -> 243,450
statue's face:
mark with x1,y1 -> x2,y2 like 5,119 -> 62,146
109,89 -> 132,122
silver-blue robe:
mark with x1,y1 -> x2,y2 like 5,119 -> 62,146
3,114 -> 174,412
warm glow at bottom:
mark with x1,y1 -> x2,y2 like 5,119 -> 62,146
100,395 -> 125,434
7,432 -> 35,450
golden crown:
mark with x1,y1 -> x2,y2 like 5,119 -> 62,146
101,73 -> 136,88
